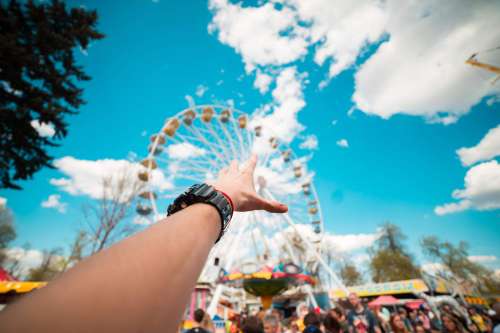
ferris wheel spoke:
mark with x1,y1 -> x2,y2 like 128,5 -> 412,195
205,122 -> 233,164
173,131 -> 225,164
183,125 -> 229,166
215,118 -> 240,160
228,114 -> 247,160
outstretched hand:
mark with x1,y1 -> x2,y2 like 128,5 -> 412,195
212,155 -> 288,213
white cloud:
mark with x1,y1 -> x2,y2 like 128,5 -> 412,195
323,231 -> 380,253
30,120 -> 55,138
353,0 -> 500,123
289,0 -> 387,78
252,67 -> 306,144
435,160 -> 500,215
195,84 -> 208,97
50,156 -> 173,200
468,255 -> 497,263
166,143 -> 206,160
299,135 -> 318,150
4,248 -> 45,278
41,194 -> 67,214
336,139 -> 349,148
254,70 -> 273,94
208,0 -> 308,72
434,200 -> 471,216
0,197 -> 6,209
457,124 -> 500,166
422,262 -> 446,275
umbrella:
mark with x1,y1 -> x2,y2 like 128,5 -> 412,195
369,295 -> 400,307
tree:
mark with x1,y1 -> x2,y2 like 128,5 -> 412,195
421,236 -> 500,295
27,248 -> 65,281
0,0 -> 104,189
369,222 -> 421,282
83,170 -> 144,255
0,206 -> 16,266
340,262 -> 363,286
60,230 -> 88,271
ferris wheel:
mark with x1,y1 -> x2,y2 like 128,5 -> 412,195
135,104 -> 348,309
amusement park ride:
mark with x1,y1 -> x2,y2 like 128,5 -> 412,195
135,105 -> 349,316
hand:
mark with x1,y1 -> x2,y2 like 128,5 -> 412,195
211,155 -> 288,213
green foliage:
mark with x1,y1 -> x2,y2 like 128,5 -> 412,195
26,248 -> 64,281
0,0 -> 104,189
369,222 -> 421,282
340,262 -> 363,286
370,249 -> 421,282
0,206 -> 16,265
421,236 -> 500,295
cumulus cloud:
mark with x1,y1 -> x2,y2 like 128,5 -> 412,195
3,248 -> 45,278
30,120 -> 55,138
41,194 -> 67,213
421,262 -> 446,275
457,124 -> 500,166
195,84 -> 208,97
50,156 -> 173,200
323,231 -> 380,253
208,0 -> 308,72
251,67 -> 306,144
166,143 -> 206,160
289,0 -> 387,78
435,160 -> 500,215
336,139 -> 349,148
254,70 -> 273,94
299,135 -> 319,150
468,255 -> 497,263
353,0 -> 500,123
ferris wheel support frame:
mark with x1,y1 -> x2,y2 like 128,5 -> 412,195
207,214 -> 249,317
263,188 -> 349,295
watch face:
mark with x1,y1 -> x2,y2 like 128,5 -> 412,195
192,183 -> 215,199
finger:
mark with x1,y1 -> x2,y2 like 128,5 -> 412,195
256,196 -> 288,213
228,160 -> 238,173
243,154 -> 258,175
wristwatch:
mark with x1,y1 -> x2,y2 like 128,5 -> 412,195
167,183 -> 233,243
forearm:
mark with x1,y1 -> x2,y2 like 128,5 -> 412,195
0,203 -> 220,333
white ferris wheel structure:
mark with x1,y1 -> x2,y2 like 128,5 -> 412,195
135,104 -> 348,312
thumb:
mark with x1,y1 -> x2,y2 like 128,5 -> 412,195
256,196 -> 288,213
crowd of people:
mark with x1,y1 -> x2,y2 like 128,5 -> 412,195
184,293 -> 500,333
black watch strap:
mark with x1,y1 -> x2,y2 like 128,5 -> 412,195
167,183 -> 233,243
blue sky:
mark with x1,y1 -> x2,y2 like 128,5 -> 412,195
1,0 -> 499,276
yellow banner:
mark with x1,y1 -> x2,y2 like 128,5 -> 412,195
330,279 -> 429,298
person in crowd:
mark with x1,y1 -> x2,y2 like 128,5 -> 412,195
296,303 -> 310,331
417,309 -> 431,332
441,314 -> 465,333
414,323 -> 426,333
324,310 -> 344,333
264,313 -> 282,333
372,305 -> 391,333
201,311 -> 215,333
186,309 -> 211,333
398,308 -> 414,333
242,316 -> 265,333
409,310 -> 421,329
0,156 -> 288,333
347,292 -> 381,333
468,307 -> 488,333
332,306 -> 350,332
303,311 -> 322,333
391,314 -> 411,333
